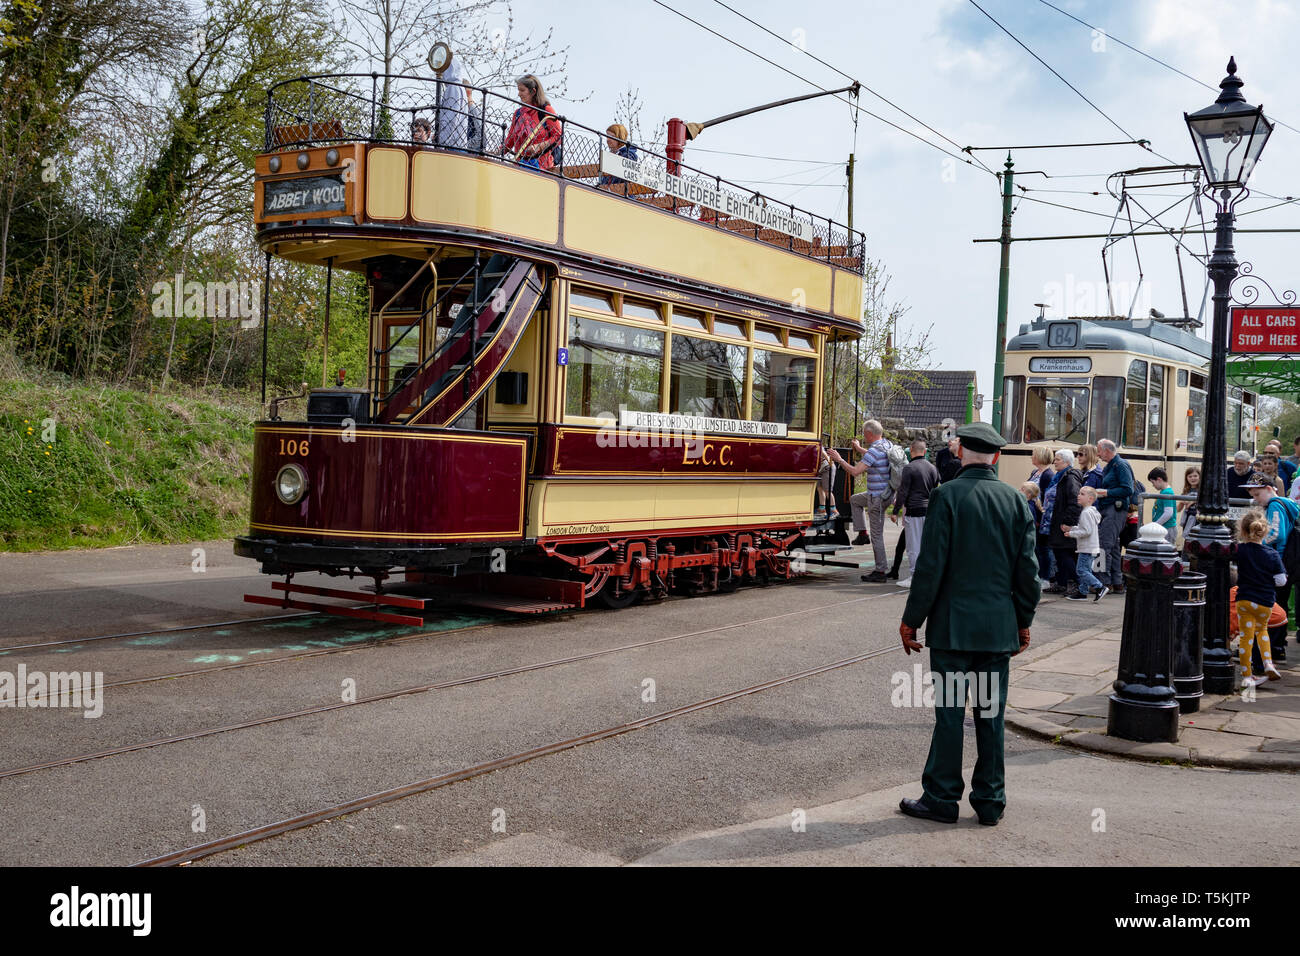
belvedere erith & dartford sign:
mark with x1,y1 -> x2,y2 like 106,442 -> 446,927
1230,306 -> 1300,353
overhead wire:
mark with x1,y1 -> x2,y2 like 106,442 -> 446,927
648,0 -> 998,178
966,0 -> 1179,165
1034,0 -> 1300,137
706,0 -> 996,175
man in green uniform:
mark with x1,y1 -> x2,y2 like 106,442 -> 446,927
897,422 -> 1040,826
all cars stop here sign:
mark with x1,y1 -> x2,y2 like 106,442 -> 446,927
1230,306 -> 1300,352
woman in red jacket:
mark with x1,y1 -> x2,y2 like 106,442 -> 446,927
502,74 -> 561,170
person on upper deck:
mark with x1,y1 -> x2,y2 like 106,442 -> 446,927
597,123 -> 639,187
435,51 -> 469,149
502,74 -> 561,171
411,117 -> 432,145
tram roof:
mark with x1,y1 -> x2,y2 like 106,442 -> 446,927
1008,315 -> 1212,365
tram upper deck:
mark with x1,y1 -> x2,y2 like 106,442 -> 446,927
997,315 -> 1258,489
252,73 -> 866,335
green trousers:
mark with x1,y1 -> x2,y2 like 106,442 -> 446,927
920,648 -> 1012,821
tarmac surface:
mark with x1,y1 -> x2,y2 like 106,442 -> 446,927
0,528 -> 1293,866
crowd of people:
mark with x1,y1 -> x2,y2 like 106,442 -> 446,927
825,427 -> 1298,688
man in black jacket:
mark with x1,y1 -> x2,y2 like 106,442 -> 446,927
891,438 -> 941,587
935,437 -> 962,483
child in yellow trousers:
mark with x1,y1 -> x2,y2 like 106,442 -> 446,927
1233,509 -> 1286,688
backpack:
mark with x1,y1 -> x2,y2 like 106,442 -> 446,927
1278,497 -> 1300,579
886,443 -> 908,497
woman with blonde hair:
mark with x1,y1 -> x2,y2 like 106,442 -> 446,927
597,122 -> 639,187
1029,446 -> 1056,584
502,74 -> 562,170
1076,444 -> 1104,488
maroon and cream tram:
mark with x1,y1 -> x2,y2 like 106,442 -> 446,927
236,72 -> 866,619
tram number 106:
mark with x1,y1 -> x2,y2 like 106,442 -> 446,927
278,438 -> 311,456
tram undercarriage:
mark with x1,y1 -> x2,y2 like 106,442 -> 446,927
238,526 -> 808,622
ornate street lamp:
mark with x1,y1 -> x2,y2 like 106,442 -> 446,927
1183,58 -> 1274,695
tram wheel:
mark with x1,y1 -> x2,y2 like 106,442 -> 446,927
596,581 -> 641,609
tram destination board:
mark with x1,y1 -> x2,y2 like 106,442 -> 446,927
1230,306 -> 1300,353
259,173 -> 348,220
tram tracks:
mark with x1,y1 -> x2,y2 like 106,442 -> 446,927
135,639 -> 901,867
0,592 -> 892,783
0,612 -> 314,653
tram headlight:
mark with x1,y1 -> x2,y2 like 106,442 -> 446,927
296,151 -> 310,170
325,148 -> 340,167
268,155 -> 281,173
275,464 -> 308,504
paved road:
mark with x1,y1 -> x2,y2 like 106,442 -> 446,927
0,532 -> 1276,866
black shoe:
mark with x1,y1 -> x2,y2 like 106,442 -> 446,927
978,811 -> 1004,827
1044,584 -> 1066,595
1111,584 -> 1125,595
1067,592 -> 1089,601
887,568 -> 900,580
862,571 -> 888,583
1276,644 -> 1288,663
851,533 -> 869,546
898,797 -> 957,824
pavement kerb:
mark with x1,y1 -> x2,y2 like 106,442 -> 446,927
1005,619 -> 1300,772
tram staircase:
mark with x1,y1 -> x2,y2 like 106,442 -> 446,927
375,254 -> 544,426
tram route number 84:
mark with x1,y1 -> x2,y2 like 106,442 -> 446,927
278,438 -> 311,456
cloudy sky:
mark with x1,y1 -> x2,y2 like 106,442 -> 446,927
496,0 -> 1300,414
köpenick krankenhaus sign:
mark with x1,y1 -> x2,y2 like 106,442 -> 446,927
599,151 -> 814,242
260,174 -> 348,219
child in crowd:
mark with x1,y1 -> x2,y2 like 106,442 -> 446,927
813,442 -> 837,521
1228,584 -> 1290,675
1063,485 -> 1108,601
1234,509 -> 1286,687
1178,466 -> 1201,545
1149,467 -> 1177,545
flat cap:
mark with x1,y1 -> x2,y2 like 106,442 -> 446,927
1240,472 -> 1274,489
956,421 -> 1005,453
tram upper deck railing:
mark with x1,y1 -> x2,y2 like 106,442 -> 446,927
263,73 -> 866,275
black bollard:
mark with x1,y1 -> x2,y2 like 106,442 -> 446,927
1171,566 -> 1206,714
1108,524 -> 1182,743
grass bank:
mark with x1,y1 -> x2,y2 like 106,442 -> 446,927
0,373 -> 257,551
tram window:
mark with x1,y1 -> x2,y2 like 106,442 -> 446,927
384,322 -> 420,393
1228,396 -> 1243,454
1024,386 -> 1089,444
1177,369 -> 1188,388
622,299 -> 662,323
571,288 -> 614,313
788,333 -> 815,351
1146,364 -> 1165,450
565,316 -> 664,418
753,350 -> 814,431
1188,387 -> 1207,455
672,308 -> 707,331
1122,360 -> 1148,448
670,335 -> 745,419
753,326 -> 784,346
1242,399 -> 1256,451
1000,376 -> 1024,444
715,319 -> 747,339
1090,377 -> 1124,447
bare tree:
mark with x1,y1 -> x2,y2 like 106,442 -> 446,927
332,0 -> 578,101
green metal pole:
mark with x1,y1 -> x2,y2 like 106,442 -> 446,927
966,380 -> 975,424
990,152 -> 1014,470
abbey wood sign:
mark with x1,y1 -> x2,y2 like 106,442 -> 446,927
600,151 -> 814,242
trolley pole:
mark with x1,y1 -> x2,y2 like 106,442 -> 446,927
990,153 -> 1014,457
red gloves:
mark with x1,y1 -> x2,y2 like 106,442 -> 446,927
900,622 -> 923,655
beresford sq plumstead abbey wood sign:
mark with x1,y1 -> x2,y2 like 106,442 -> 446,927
1230,306 -> 1300,353
600,151 -> 815,242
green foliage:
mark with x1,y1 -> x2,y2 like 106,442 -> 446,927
0,374 -> 256,550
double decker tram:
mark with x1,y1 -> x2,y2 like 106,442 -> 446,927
997,315 -> 1258,492
235,72 -> 866,620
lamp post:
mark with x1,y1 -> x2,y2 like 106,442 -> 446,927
1183,57 -> 1275,695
